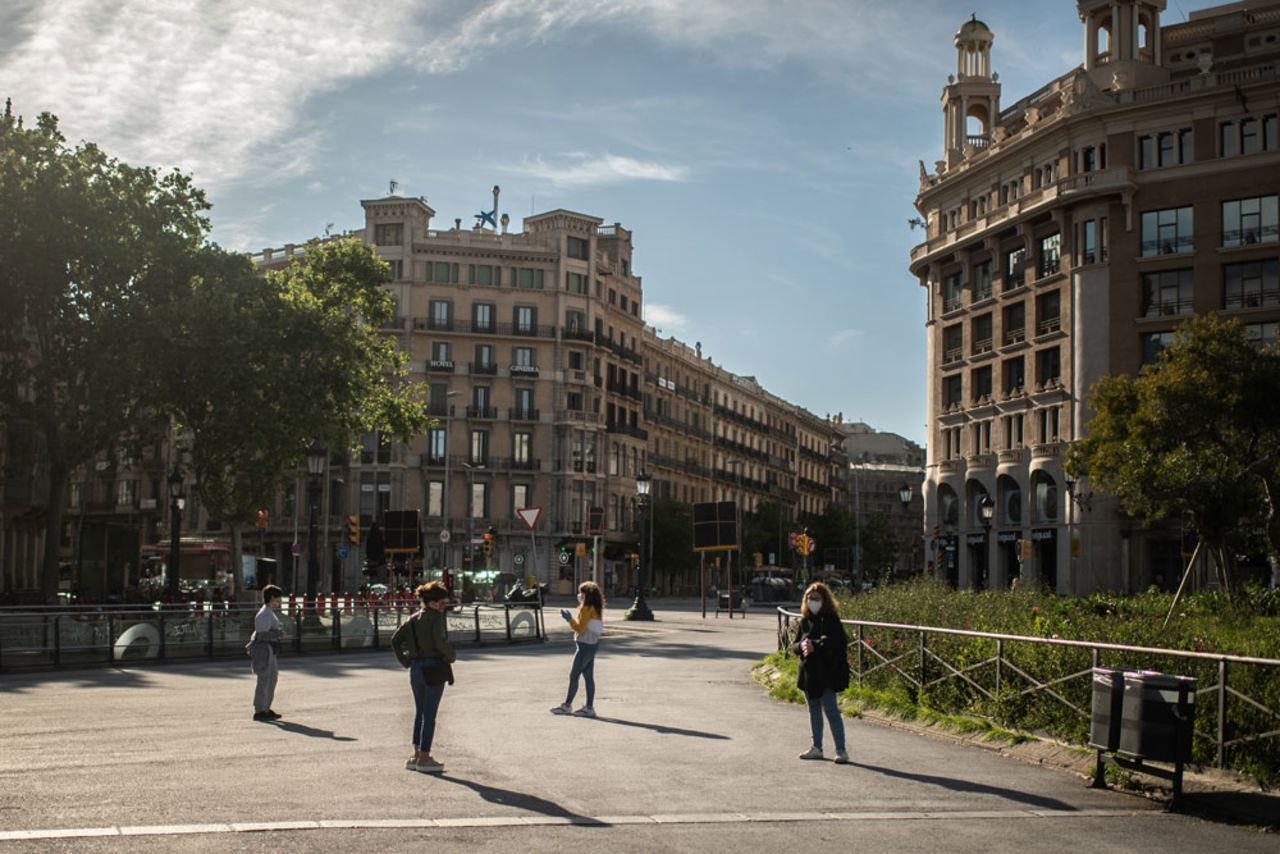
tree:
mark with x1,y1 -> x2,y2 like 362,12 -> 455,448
0,107 -> 210,601
1068,315 -> 1280,596
137,239 -> 429,597
649,497 -> 694,593
858,512 -> 899,584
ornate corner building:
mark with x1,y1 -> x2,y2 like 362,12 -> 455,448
910,2 -> 1280,594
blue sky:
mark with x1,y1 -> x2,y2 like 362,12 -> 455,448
2,0 -> 1222,443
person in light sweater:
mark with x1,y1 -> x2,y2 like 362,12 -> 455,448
246,585 -> 286,721
550,581 -> 605,718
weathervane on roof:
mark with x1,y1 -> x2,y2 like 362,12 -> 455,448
475,185 -> 503,231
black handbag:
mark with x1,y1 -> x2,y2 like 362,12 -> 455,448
423,661 -> 454,686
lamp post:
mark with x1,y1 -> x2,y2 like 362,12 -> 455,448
726,458 -> 743,593
898,483 -> 913,579
626,472 -> 654,621
167,467 -> 185,601
305,441 -> 326,601
461,461 -> 484,581
442,390 -> 462,568
978,493 -> 995,590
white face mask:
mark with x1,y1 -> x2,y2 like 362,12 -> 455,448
807,598 -> 823,615
577,593 -> 585,603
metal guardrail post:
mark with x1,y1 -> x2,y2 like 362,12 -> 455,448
995,638 -> 1004,715
473,607 -> 481,643
1218,658 -> 1228,768
106,615 -> 115,664
504,605 -> 512,642
53,615 -> 61,667
294,610 -> 302,654
158,614 -> 166,661
207,612 -> 215,659
856,624 -> 864,687
333,606 -> 341,651
372,607 -> 381,649
919,630 -> 927,697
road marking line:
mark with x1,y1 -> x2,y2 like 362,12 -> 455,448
0,808 -> 1160,841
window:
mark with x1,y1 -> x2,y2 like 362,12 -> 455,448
971,366 -> 992,403
943,374 -> 963,408
470,430 -> 489,465
1036,346 -> 1061,387
1222,196 -> 1278,247
1003,414 -> 1024,449
512,484 -> 530,514
474,343 -> 495,369
1245,322 -> 1280,347
567,272 -> 588,294
427,262 -> 459,283
514,305 -> 536,334
608,288 -> 617,305
374,223 -> 402,245
1080,146 -> 1098,173
568,350 -> 583,370
472,302 -> 494,332
943,272 -> 963,312
973,261 -> 992,301
513,432 -> 532,465
566,391 -> 583,411
971,420 -> 992,454
116,479 -> 136,506
430,299 -> 453,330
1080,219 -> 1098,264
1038,233 -> 1061,277
972,313 -> 993,354
1224,260 -> 1280,309
1141,331 -> 1175,365
1002,356 -> 1025,395
942,324 -> 963,363
1217,116 -> 1279,157
1142,269 -> 1193,316
470,482 -> 488,519
1141,207 -> 1194,256
514,387 -> 534,418
1003,302 -> 1026,345
1036,291 -> 1061,335
428,428 -> 446,463
513,346 -> 535,368
567,236 -> 589,260
1139,129 -> 1192,169
468,264 -> 496,286
1036,408 -> 1061,445
426,481 -> 444,517
430,341 -> 451,364
387,259 -> 403,279
516,268 -> 544,289
1004,247 -> 1026,289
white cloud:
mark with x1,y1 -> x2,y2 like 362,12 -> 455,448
0,0 -> 422,191
828,328 -> 863,348
507,152 -> 689,187
644,303 -> 690,332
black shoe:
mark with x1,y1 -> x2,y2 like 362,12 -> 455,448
253,711 -> 270,721
265,710 -> 282,719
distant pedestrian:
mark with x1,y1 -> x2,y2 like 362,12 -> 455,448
246,584 -> 286,721
791,581 -> 850,763
550,581 -> 605,718
392,582 -> 456,774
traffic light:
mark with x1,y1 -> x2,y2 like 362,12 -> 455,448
482,527 -> 495,555
796,535 -> 810,557
345,515 -> 360,545
788,531 -> 797,551
629,552 -> 639,569
255,509 -> 270,530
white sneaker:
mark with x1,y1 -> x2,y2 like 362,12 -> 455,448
798,746 -> 823,760
572,706 -> 597,718
834,750 -> 850,764
550,703 -> 572,715
414,757 -> 444,774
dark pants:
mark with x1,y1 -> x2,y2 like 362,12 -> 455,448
409,658 -> 446,753
564,642 -> 598,706
807,689 -> 846,752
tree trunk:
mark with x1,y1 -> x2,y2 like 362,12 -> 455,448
1262,477 -> 1280,591
39,458 -> 68,604
229,524 -> 244,603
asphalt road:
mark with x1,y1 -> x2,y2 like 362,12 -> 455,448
1,602 -> 1274,852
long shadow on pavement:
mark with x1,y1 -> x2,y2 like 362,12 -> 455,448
435,774 -> 609,826
847,761 -> 1079,812
265,719 -> 357,742
584,715 -> 731,740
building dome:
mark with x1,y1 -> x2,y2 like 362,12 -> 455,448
957,15 -> 992,37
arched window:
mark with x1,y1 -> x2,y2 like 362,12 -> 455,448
938,483 -> 960,529
1032,471 -> 1059,523
998,474 -> 1022,526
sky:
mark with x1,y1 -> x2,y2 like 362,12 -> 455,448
1,0 -> 1223,444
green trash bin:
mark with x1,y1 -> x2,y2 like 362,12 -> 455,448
1118,671 -> 1196,763
1088,667 -> 1135,752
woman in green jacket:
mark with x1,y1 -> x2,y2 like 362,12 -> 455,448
391,582 -> 456,773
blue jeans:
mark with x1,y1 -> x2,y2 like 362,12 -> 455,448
565,642 -> 598,706
807,689 -> 846,753
409,658 -> 446,752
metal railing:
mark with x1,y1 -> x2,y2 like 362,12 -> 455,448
776,608 -> 1280,770
0,601 -> 545,671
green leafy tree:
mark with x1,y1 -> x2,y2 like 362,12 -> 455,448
649,497 -> 694,593
742,501 -> 789,566
859,511 -> 899,583
0,106 -> 210,601
1068,315 -> 1280,596
138,239 -> 429,597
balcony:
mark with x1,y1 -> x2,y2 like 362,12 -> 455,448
1140,238 -> 1193,257
942,347 -> 964,365
423,318 -> 454,332
509,364 -> 540,377
1003,328 -> 1026,346
421,455 -> 447,468
509,408 -> 540,422
1003,272 -> 1026,292
1142,299 -> 1192,318
943,297 -> 963,314
562,327 -> 594,343
1036,258 -> 1061,279
426,360 -> 455,373
1222,225 -> 1279,248
466,406 -> 497,419
1036,317 -> 1061,336
973,283 -> 993,303
381,316 -> 407,332
972,337 -> 993,355
509,457 -> 539,472
1225,290 -> 1280,310
469,362 -> 498,376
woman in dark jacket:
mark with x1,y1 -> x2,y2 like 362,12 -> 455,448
391,582 -> 456,774
790,581 -> 850,763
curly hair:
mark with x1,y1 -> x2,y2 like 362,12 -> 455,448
415,581 -> 451,604
802,581 -> 838,616
578,581 -> 605,614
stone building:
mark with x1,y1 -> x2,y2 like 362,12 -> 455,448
910,1 -> 1280,593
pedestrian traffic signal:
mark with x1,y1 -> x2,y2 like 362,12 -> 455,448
255,509 -> 270,530
345,515 -> 360,544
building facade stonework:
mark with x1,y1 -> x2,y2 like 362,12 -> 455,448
910,1 -> 1280,594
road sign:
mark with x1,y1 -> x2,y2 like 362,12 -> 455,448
587,506 -> 605,535
439,530 -> 451,543
575,542 -> 587,557
558,552 -> 570,566
290,543 -> 301,556
337,546 -> 349,560
516,506 -> 542,530
514,553 -> 525,566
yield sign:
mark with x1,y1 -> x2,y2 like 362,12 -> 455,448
516,506 -> 542,530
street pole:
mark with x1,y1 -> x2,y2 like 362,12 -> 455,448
307,478 -> 320,600
166,467 -> 184,602
853,460 -> 862,587
625,473 -> 654,621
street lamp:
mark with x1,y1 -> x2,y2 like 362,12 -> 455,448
305,441 -> 326,600
899,483 -> 913,508
626,472 -> 655,621
978,493 -> 995,590
167,467 -> 185,601
899,483 -> 913,580
726,458 -> 743,593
